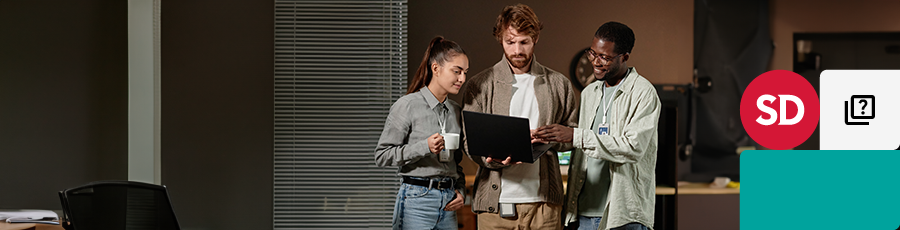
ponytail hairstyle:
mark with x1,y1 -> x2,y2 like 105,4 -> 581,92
408,36 -> 466,94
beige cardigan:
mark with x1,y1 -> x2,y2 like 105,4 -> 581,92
461,55 -> 579,213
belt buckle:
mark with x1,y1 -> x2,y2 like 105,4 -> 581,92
427,178 -> 452,189
429,179 -> 442,188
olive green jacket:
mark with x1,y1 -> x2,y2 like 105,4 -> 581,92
564,67 -> 660,230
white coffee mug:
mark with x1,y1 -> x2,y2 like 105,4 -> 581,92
442,133 -> 460,150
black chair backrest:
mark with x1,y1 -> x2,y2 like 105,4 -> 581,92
59,181 -> 181,230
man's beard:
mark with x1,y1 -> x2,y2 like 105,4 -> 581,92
506,53 -> 531,69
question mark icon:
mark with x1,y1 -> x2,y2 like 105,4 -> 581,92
859,100 -> 868,115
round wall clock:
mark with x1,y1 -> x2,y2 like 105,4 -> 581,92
569,48 -> 596,91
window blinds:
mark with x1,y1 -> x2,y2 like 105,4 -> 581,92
274,1 -> 408,229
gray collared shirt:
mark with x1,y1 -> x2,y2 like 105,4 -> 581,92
375,87 -> 465,189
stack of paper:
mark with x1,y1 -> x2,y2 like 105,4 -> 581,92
0,210 -> 59,225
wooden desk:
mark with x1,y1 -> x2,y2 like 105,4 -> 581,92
0,222 -> 64,230
656,186 -> 676,195
676,182 -> 740,195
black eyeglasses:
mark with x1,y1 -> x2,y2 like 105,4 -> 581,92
585,49 -> 623,63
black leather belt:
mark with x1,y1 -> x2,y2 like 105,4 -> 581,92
402,176 -> 454,189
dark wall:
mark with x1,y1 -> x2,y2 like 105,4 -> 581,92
0,0 -> 128,209
408,0 -> 694,87
1,1 -> 274,228
161,1 -> 274,230
677,194 -> 739,230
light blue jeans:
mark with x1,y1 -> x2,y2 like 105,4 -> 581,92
578,216 -> 603,230
578,216 -> 649,230
392,180 -> 457,230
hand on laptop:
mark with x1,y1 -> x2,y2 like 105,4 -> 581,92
486,156 -> 522,166
530,129 -> 549,144
534,124 -> 574,143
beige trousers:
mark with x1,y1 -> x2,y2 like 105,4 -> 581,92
477,202 -> 562,230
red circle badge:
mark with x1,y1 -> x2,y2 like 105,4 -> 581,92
740,70 -> 819,150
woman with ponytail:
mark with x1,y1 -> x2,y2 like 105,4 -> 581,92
374,36 -> 469,230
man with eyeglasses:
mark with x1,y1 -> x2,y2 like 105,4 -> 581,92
535,21 -> 660,230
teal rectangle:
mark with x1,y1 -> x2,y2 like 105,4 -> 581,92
741,150 -> 900,229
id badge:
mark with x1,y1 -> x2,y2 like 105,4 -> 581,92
598,124 -> 610,135
439,149 -> 451,162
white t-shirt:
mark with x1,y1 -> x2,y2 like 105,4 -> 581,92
500,73 -> 543,203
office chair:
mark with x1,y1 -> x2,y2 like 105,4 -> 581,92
58,181 -> 181,230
